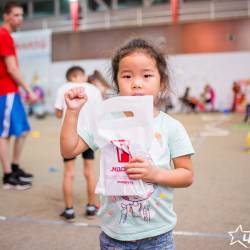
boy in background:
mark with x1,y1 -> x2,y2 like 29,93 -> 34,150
54,66 -> 102,221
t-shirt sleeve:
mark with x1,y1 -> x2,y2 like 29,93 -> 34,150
77,116 -> 98,151
0,32 -> 15,56
77,87 -> 101,151
169,121 -> 195,158
78,128 -> 98,151
77,86 -> 102,151
89,86 -> 103,103
54,88 -> 64,110
95,89 -> 103,102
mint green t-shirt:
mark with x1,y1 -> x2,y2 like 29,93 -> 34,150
78,111 -> 194,241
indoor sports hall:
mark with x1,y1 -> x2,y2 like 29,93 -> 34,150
0,1 -> 249,249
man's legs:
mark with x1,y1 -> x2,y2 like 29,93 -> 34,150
0,136 -> 31,190
0,137 -> 11,173
11,132 -> 33,182
0,93 -> 31,189
12,132 -> 28,165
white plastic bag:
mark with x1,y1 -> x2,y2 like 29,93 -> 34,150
93,96 -> 154,196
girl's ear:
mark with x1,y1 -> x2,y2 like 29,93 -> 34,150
160,81 -> 167,93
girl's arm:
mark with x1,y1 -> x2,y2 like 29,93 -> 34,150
154,155 -> 193,187
125,155 -> 193,188
60,87 -> 90,158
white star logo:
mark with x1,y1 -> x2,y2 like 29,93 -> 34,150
228,225 -> 250,248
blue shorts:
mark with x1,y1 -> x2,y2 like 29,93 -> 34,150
0,93 -> 30,138
100,231 -> 175,250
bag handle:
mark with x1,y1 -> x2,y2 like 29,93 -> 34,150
94,95 -> 153,122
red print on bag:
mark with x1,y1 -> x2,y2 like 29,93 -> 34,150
112,140 -> 131,163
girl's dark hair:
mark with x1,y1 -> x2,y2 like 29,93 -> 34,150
111,38 -> 169,95
3,1 -> 22,14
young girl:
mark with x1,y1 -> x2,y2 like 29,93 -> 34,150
88,70 -> 115,99
61,38 -> 194,250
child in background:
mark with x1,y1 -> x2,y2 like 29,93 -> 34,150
61,39 -> 194,249
231,81 -> 241,112
180,87 -> 197,112
54,66 -> 102,221
88,70 -> 115,99
243,80 -> 250,123
200,84 -> 215,112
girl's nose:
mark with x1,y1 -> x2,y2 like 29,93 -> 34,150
132,80 -> 142,89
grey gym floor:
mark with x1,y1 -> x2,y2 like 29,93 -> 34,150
0,113 -> 249,250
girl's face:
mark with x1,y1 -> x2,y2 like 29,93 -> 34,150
117,51 -> 162,100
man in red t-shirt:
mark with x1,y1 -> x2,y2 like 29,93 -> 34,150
0,2 -> 37,190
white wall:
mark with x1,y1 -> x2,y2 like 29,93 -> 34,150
50,52 -> 250,111
168,52 -> 250,111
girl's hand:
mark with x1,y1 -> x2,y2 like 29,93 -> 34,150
64,87 -> 87,112
125,157 -> 157,183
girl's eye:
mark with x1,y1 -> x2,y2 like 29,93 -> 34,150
122,75 -> 131,79
144,74 -> 153,78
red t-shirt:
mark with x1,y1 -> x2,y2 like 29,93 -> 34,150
0,27 -> 19,95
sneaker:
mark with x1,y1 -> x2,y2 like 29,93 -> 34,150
85,204 -> 98,219
2,173 -> 32,191
12,163 -> 33,182
60,208 -> 75,222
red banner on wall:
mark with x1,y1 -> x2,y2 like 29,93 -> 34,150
171,0 -> 179,24
70,0 -> 79,32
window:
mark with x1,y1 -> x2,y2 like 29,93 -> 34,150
61,0 -> 82,19
20,2 -> 28,18
60,0 -> 70,14
33,0 -> 54,17
0,5 -> 3,22
88,0 -> 144,11
88,0 -> 111,11
152,0 -> 169,5
117,0 -> 142,9
184,0 -> 210,1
